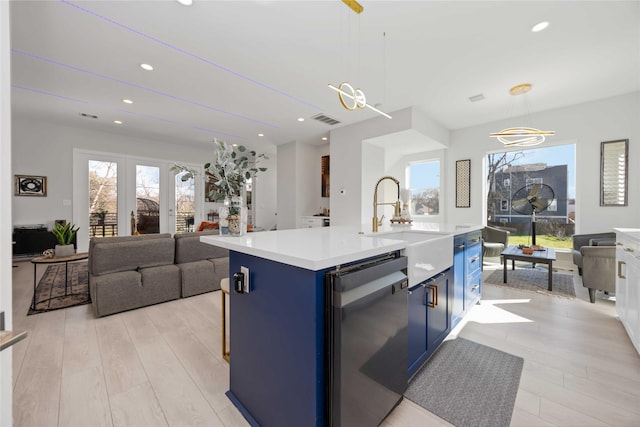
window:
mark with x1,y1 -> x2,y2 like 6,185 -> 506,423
486,145 -> 575,249
526,177 -> 543,186
408,160 -> 440,215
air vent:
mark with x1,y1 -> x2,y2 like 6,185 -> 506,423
312,113 -> 341,126
79,112 -> 98,119
468,94 -> 485,103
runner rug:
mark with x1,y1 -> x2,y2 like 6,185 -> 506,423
405,337 -> 524,427
28,262 -> 90,315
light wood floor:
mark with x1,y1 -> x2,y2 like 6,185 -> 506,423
10,258 -> 640,427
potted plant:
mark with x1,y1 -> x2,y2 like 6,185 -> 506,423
52,222 -> 79,257
93,209 -> 107,225
173,138 -> 268,235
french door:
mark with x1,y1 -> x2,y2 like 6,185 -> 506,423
73,149 -> 202,252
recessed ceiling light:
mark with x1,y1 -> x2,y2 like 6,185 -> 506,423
113,120 -> 123,125
297,117 -> 305,122
122,99 -> 133,104
258,133 -> 264,137
531,21 -> 549,33
322,137 -> 328,141
177,0 -> 193,5
232,143 -> 238,147
140,63 -> 154,71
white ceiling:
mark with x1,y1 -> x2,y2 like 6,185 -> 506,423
9,1 -> 640,153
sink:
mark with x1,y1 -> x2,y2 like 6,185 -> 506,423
369,231 -> 454,286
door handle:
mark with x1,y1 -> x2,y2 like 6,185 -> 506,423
427,285 -> 437,308
618,260 -> 626,279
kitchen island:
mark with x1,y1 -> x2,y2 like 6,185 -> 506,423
201,223 -> 482,427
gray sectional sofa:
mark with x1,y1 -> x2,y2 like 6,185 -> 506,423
88,231 -> 228,317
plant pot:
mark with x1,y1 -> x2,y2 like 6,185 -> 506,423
55,244 -> 75,258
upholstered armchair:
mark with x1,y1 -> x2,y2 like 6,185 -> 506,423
580,245 -> 616,303
572,232 -> 616,275
482,226 -> 510,263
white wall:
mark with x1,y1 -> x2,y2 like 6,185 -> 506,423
331,107 -> 450,227
276,141 -> 329,230
0,2 -> 13,424
446,92 -> 640,233
11,116 -> 277,232
254,154 -> 277,230
361,143 -> 386,226
276,141 -> 297,230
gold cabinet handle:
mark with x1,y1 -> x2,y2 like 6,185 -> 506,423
427,285 -> 437,308
618,260 -> 626,279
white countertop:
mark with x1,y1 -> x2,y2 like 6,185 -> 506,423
201,223 -> 482,271
614,228 -> 640,242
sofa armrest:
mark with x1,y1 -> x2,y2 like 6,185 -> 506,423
580,246 -> 616,294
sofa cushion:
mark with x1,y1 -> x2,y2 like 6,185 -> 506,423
178,260 -> 217,298
91,236 -> 175,275
90,271 -> 143,317
140,265 -> 181,306
174,231 -> 229,264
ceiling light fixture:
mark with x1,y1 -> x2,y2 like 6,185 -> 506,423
489,83 -> 554,147
531,21 -> 550,33
258,133 -> 264,137
328,83 -> 392,119
342,0 -> 363,14
113,120 -> 123,124
140,63 -> 154,71
122,99 -> 133,104
297,117 -> 305,122
322,137 -> 328,141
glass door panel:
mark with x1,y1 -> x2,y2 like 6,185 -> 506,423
175,172 -> 195,233
88,160 -> 118,238
135,165 -> 160,234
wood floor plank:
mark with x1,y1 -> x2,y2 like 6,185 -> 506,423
135,338 -> 223,427
95,315 -> 149,396
119,307 -> 161,347
520,372 -> 640,426
62,305 -> 101,376
110,382 -> 168,427
12,309 -> 66,427
162,330 -> 231,412
59,365 -> 112,427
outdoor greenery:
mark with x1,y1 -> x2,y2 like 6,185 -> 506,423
508,234 -> 572,249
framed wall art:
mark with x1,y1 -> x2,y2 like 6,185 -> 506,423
15,175 -> 47,197
455,159 -> 471,208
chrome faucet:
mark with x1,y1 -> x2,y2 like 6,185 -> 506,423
372,176 -> 402,232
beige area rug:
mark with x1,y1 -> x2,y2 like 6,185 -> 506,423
484,268 -> 576,298
28,262 -> 91,315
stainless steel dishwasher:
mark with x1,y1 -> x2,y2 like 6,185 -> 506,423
325,253 -> 409,427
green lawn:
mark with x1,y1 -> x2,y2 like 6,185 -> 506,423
508,234 -> 573,249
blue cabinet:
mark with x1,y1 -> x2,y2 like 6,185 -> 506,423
451,231 -> 482,329
408,268 -> 453,377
